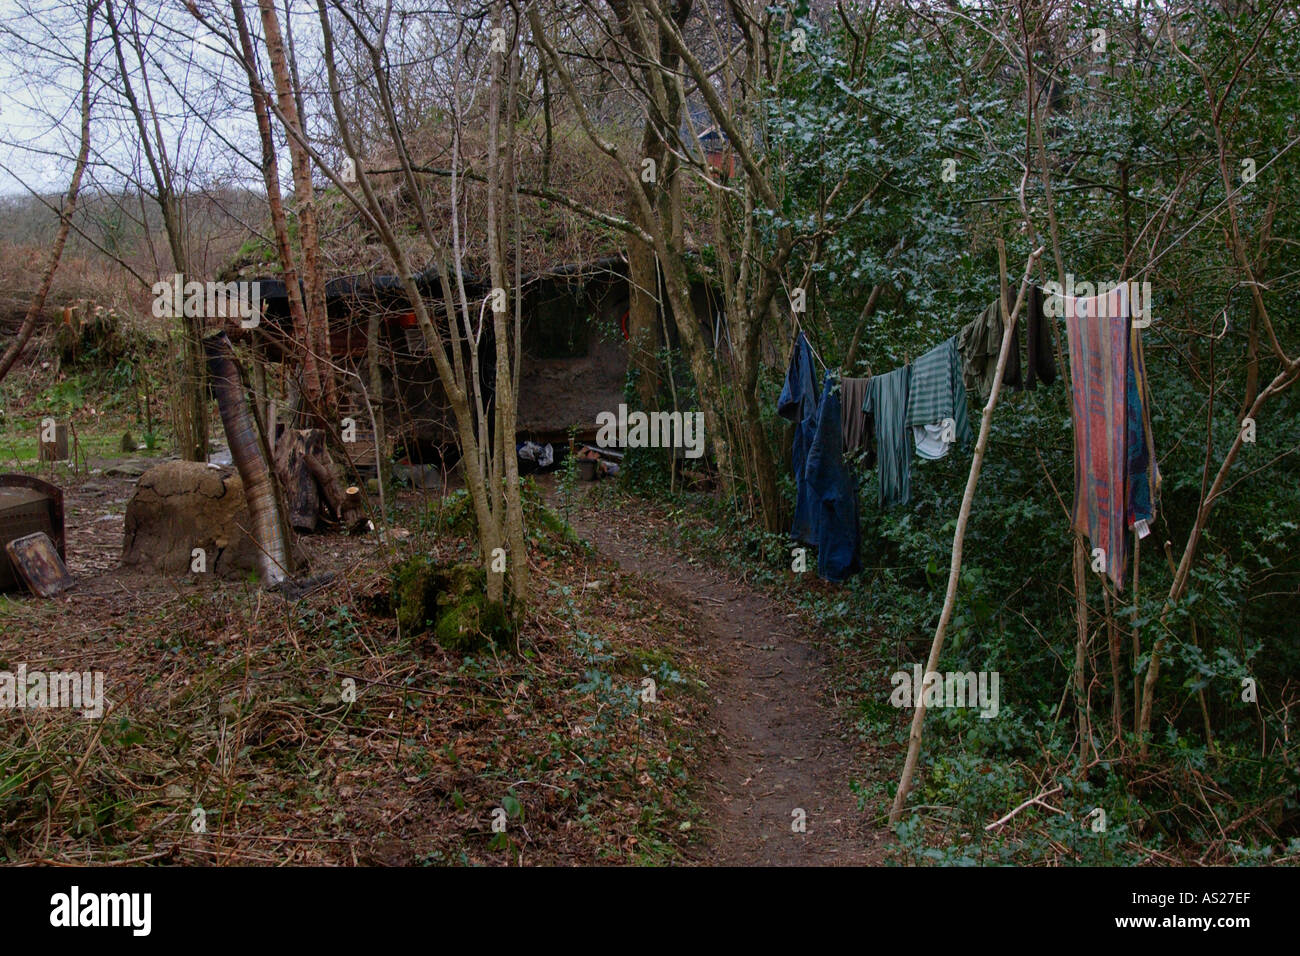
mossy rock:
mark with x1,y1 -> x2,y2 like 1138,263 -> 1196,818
434,590 -> 515,653
391,556 -> 515,654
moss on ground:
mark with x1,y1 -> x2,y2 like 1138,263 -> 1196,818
392,556 -> 515,653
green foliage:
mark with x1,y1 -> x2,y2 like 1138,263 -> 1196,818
519,475 -> 581,555
652,2 -> 1300,863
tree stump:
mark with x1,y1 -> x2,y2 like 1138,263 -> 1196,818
274,427 -> 365,531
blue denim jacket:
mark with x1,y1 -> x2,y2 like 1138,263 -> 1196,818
803,373 -> 862,581
779,332 -> 820,545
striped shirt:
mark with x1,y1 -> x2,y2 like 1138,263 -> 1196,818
904,337 -> 974,451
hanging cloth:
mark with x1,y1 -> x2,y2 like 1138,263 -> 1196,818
1064,282 -> 1158,589
1022,284 -> 1057,389
804,372 -> 861,581
904,337 -> 974,459
839,375 -> 873,460
958,297 -> 1022,399
863,364 -> 913,508
778,331 -> 820,544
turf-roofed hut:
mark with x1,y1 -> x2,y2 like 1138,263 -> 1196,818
219,128 -> 724,473
248,258 -> 640,465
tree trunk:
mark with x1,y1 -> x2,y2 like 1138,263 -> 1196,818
301,433 -> 363,527
1072,533 -> 1093,767
231,0 -> 316,434
365,309 -> 390,488
891,242 -> 1042,824
205,331 -> 293,588
487,0 -> 528,607
737,366 -> 782,529
274,427 -> 321,532
257,0 -> 334,429
626,201 -> 662,413
1137,359 -> 1300,754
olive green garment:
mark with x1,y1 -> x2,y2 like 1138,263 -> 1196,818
957,297 -> 1022,399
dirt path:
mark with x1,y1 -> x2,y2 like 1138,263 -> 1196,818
566,491 -> 888,866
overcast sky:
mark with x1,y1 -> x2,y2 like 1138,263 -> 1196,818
0,0 -> 271,198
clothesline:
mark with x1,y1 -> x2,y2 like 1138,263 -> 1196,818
791,312 -> 830,374
780,276 -> 1159,589
791,278 -> 1120,386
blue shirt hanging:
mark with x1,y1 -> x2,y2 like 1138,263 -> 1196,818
779,331 -> 820,545
804,372 -> 862,581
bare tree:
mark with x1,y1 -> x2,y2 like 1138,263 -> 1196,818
1136,4 -> 1300,753
304,0 -> 528,607
0,0 -> 100,383
529,0 -> 868,530
103,0 -> 209,460
219,0 -> 322,432
254,0 -> 337,430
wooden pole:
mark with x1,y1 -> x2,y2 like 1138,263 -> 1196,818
889,241 -> 1044,825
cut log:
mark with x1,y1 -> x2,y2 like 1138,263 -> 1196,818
264,423 -> 368,533
303,441 -> 364,527
275,427 -> 321,532
343,486 -> 367,534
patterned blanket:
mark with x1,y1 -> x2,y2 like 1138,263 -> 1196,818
1065,284 -> 1127,589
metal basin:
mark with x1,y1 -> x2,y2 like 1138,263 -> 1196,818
0,475 -> 66,592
